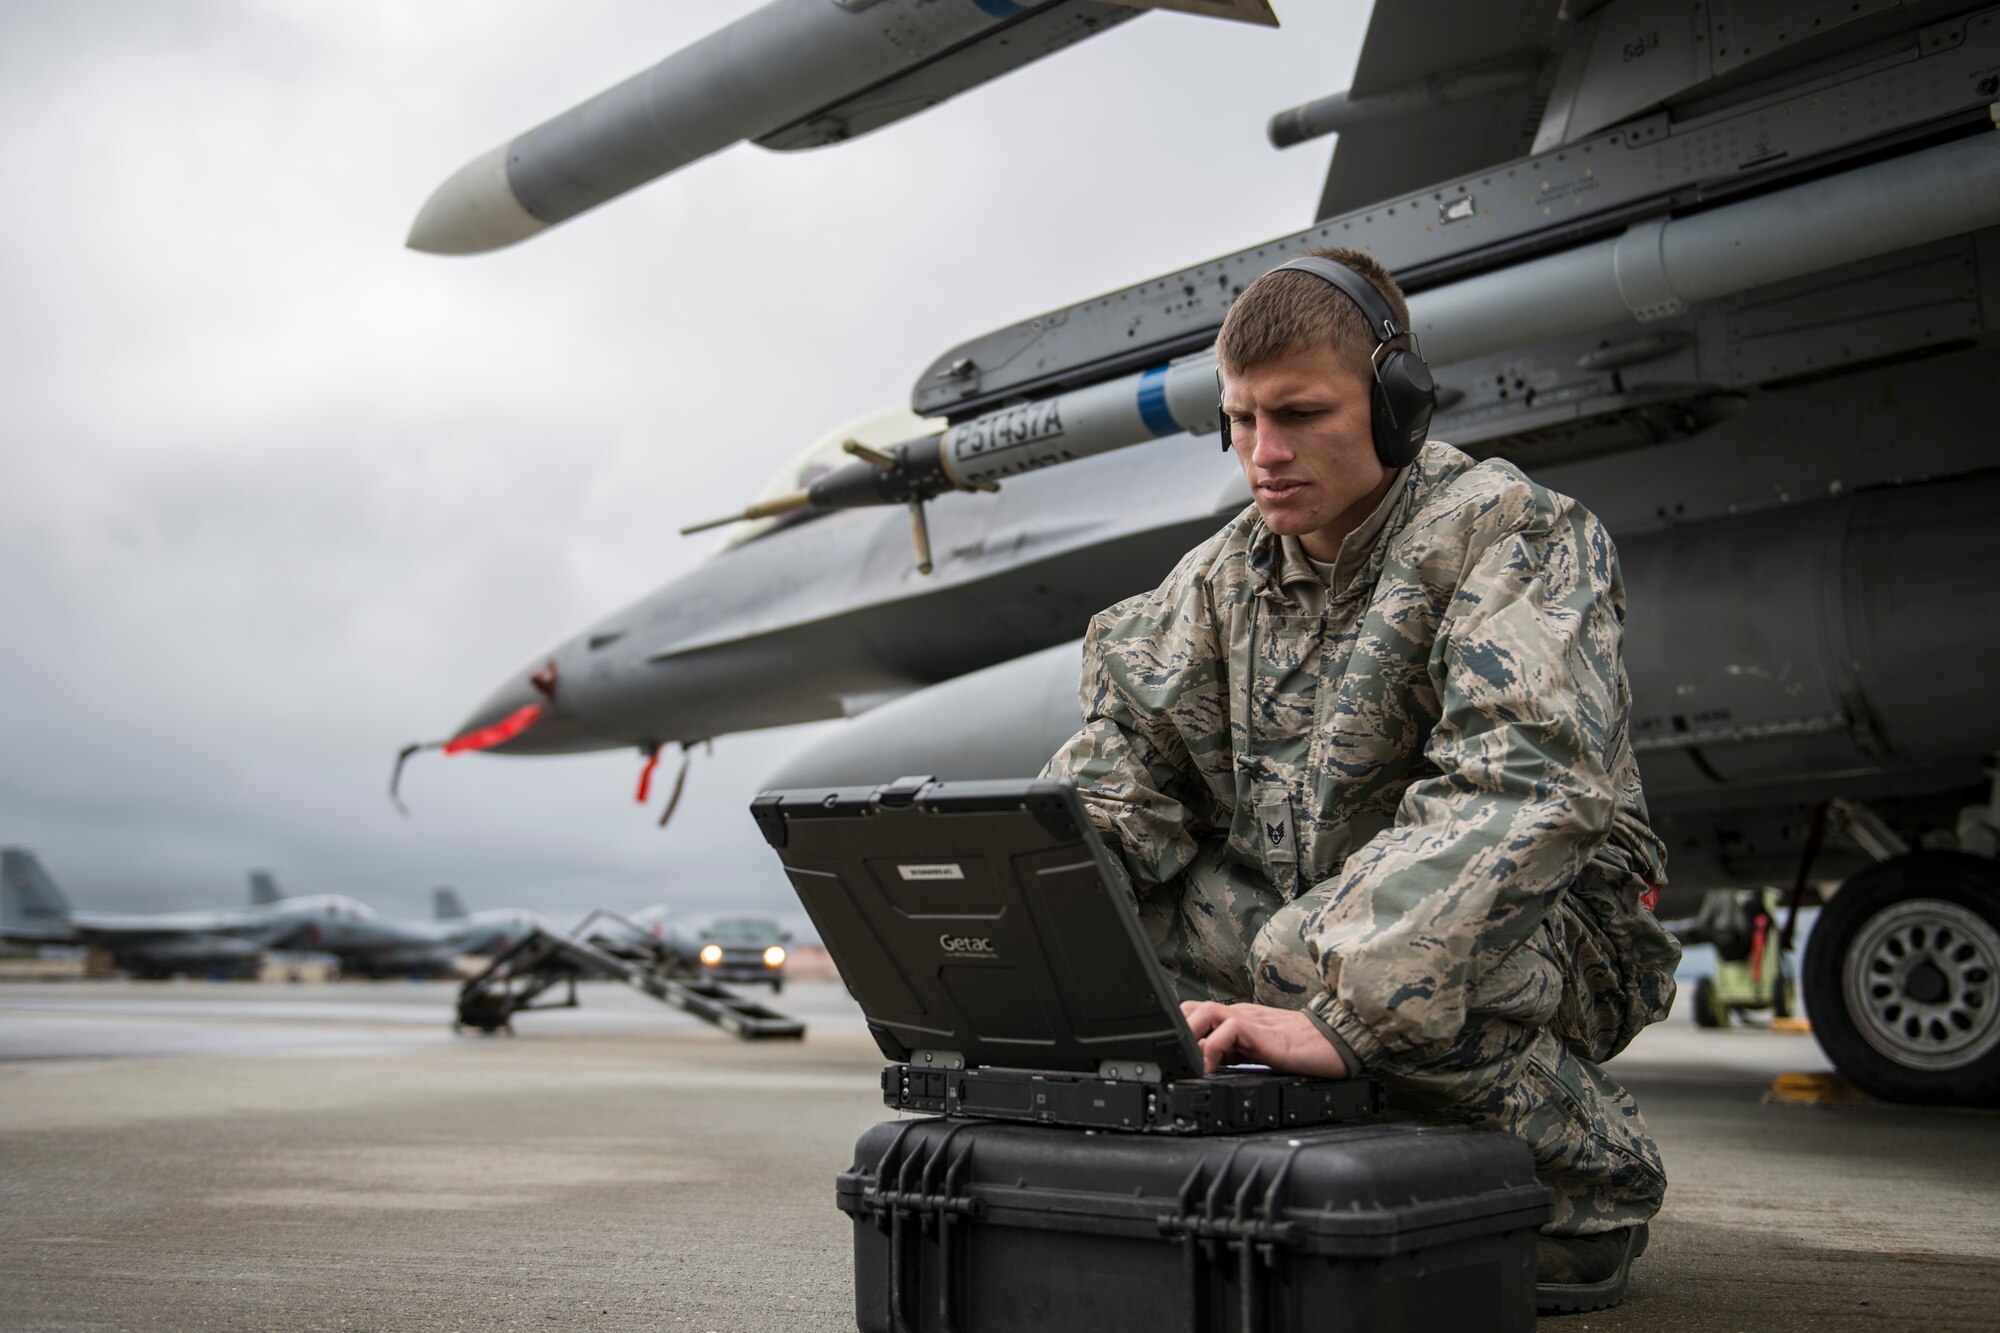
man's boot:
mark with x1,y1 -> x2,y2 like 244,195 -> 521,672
1534,1222 -> 1648,1314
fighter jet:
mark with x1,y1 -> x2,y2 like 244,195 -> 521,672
401,1 -> 2000,1107
2,849 -> 282,980
236,873 -> 467,979
4,854 -> 498,980
430,887 -> 548,957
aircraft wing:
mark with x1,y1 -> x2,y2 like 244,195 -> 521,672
1312,0 -> 1562,219
65,907 -> 283,945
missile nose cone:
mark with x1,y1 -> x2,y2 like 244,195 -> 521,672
406,143 -> 547,255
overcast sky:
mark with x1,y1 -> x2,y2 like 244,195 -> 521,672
0,0 -> 1367,934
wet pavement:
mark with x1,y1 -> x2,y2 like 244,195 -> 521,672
0,980 -> 1993,1330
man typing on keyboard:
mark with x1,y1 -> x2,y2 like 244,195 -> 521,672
1042,248 -> 1681,1315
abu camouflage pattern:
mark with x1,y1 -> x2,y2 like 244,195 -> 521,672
1136,846 -> 1668,1232
1045,440 -> 1679,1232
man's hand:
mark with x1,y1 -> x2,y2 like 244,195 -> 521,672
1180,1000 -> 1349,1077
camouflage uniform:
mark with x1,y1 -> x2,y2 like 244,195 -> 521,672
1043,441 -> 1681,1235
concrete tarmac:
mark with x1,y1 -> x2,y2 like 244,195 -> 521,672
1,980 -> 1995,1331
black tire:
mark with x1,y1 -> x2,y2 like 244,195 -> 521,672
1772,967 -> 1794,1020
1803,851 -> 2000,1107
1692,975 -> 1723,1028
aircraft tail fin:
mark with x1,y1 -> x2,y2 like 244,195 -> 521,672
2,848 -> 76,940
433,887 -> 467,920
248,871 -> 281,906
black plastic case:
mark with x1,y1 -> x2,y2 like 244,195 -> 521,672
839,1117 -> 1549,1333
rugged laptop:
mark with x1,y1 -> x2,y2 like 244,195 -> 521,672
751,776 -> 1381,1134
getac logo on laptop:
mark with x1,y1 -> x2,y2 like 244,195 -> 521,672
898,863 -> 965,881
939,934 -> 996,958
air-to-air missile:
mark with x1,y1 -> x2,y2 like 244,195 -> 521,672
402,0 -> 2000,1107
407,0 -> 1275,256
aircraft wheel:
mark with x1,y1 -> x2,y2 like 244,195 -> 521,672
1691,975 -> 1723,1028
1803,851 -> 2000,1107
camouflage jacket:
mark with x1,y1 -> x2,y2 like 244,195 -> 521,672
1044,441 -> 1678,1068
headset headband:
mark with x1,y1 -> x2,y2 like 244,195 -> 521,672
1270,256 -> 1413,353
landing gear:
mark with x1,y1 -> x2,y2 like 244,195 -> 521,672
1681,889 -> 1794,1026
1803,851 -> 2000,1107
1688,965 -> 1794,1027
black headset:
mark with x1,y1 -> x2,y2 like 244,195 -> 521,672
1217,256 -> 1435,469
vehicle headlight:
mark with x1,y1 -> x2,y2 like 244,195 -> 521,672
763,945 -> 787,968
699,944 -> 723,966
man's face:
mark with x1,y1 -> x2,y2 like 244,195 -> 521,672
1220,342 -> 1395,563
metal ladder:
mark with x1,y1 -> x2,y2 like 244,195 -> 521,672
455,910 -> 806,1039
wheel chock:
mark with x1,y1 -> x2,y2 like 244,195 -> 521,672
1765,1071 -> 1872,1106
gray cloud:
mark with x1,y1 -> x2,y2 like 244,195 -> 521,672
0,0 -> 1365,932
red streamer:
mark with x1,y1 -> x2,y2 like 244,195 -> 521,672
635,744 -> 663,804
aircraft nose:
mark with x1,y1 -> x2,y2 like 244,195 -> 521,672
452,662 -> 598,756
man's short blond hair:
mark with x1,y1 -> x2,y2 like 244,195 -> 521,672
1216,247 -> 1413,378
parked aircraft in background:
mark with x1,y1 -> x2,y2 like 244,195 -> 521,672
233,873 -> 462,979
431,887 -> 548,956
256,874 -> 540,966
400,0 -> 2000,1107
3,849 -> 280,979
0,853 -> 493,981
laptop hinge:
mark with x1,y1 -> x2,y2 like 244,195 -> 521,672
911,1048 -> 966,1071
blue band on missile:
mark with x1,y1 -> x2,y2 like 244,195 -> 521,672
969,0 -> 1029,17
1136,366 -> 1179,437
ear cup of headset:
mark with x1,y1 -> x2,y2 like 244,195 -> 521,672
1370,348 -> 1434,468
1217,367 -> 1233,452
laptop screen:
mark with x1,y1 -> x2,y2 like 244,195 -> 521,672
752,777 -> 1203,1079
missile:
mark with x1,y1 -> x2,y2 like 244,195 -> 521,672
408,0 -> 1284,255
683,128 -> 2000,549
412,1 -> 1075,254
409,0 -> 1095,254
